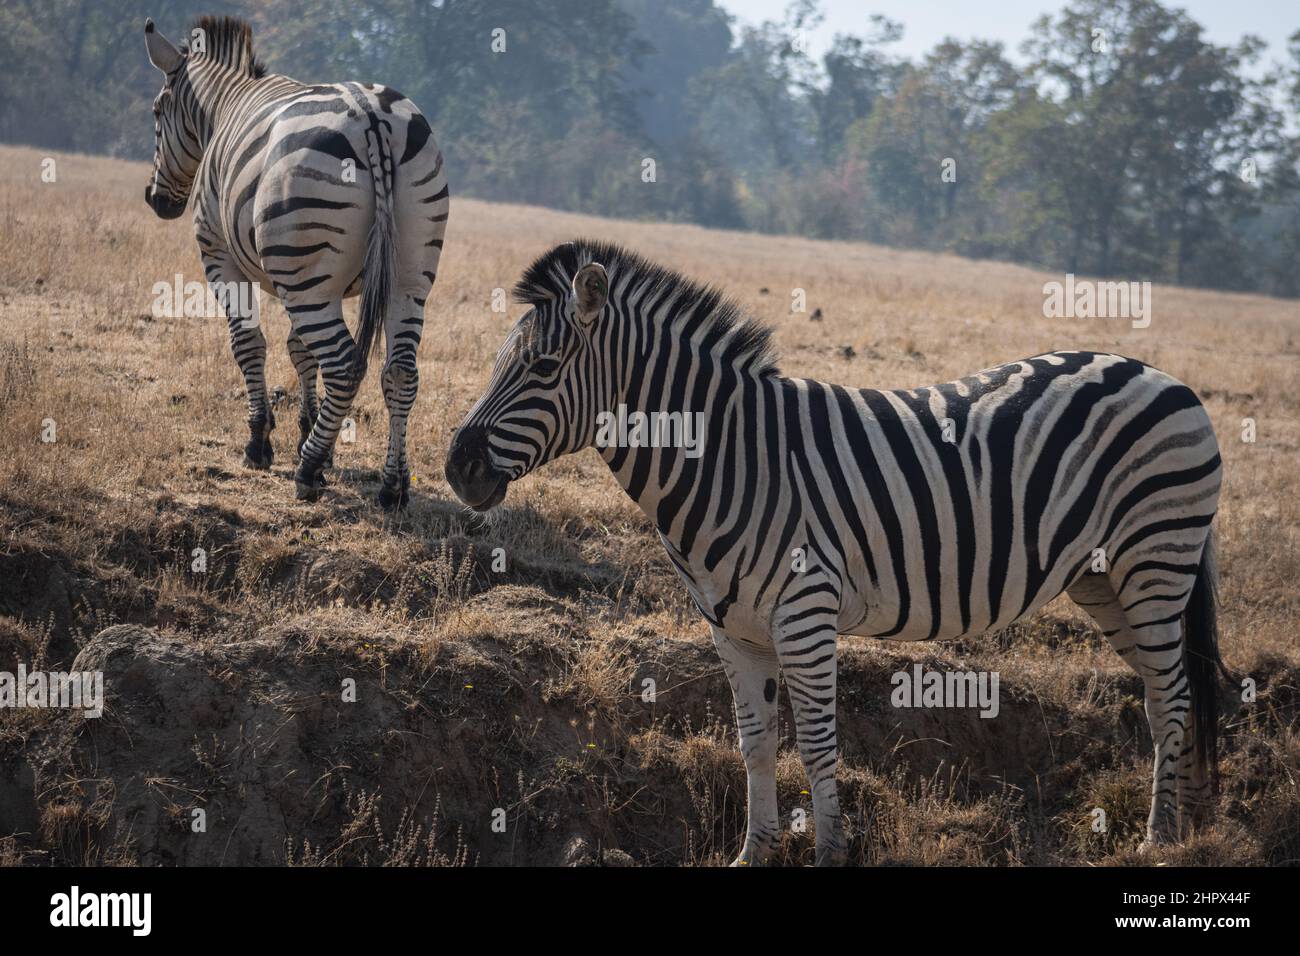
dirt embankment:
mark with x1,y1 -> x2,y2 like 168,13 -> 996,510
0,493 -> 1295,866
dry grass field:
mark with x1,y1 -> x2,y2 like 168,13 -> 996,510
0,144 -> 1297,866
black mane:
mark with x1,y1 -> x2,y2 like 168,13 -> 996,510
513,239 -> 779,377
187,15 -> 268,79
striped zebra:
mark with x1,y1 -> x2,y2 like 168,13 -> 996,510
143,16 -> 449,506
446,240 -> 1228,866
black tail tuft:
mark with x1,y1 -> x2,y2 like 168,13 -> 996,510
352,219 -> 392,383
1183,526 -> 1226,797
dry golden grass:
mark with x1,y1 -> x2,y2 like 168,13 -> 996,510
0,144 -> 1297,866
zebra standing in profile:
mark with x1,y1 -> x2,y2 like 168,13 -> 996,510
143,16 -> 449,506
446,240 -> 1227,866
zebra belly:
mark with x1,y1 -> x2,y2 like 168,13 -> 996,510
836,574 -> 1074,642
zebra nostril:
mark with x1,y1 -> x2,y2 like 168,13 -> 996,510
466,458 -> 487,482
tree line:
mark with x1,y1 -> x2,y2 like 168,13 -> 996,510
2,0 -> 1298,296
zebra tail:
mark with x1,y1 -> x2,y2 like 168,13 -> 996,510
1184,524 -> 1227,798
353,120 -> 397,383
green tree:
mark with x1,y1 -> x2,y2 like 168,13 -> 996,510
808,17 -> 904,164
989,0 -> 1293,283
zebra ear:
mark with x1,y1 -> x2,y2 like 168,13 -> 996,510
145,18 -> 183,73
571,263 -> 608,324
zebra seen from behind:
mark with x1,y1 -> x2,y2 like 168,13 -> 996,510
446,240 -> 1227,866
144,16 -> 449,506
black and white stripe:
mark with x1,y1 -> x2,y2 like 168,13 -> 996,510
143,16 -> 449,506
446,240 -> 1226,865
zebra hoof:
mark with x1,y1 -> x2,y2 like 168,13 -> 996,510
294,475 -> 327,501
729,841 -> 775,867
377,478 -> 410,510
377,487 -> 408,510
243,440 -> 274,470
294,463 -> 327,500
1139,829 -> 1178,852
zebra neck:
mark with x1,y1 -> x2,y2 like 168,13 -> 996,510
597,367 -> 750,547
183,67 -> 264,147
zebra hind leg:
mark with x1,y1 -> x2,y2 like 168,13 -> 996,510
711,628 -> 781,866
376,293 -> 425,510
208,260 -> 274,470
243,405 -> 275,470
1129,616 -> 1191,846
231,325 -> 273,470
1069,572 -> 1198,846
1118,541 -> 1216,846
286,299 -> 358,501
287,331 -> 330,469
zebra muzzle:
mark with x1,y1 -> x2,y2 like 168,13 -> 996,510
445,426 -> 509,511
145,184 -> 187,220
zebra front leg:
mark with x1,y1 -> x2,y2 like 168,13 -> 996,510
773,605 -> 847,866
286,331 -> 331,469
204,255 -> 274,469
712,627 -> 781,866
377,294 -> 425,509
285,298 -> 358,501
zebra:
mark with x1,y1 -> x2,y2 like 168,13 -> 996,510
143,15 -> 449,506
445,240 -> 1227,866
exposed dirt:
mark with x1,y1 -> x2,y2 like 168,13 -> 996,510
0,506 -> 1293,866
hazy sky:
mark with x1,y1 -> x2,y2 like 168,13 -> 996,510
722,0 -> 1297,64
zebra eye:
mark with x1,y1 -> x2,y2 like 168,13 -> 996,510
530,357 -> 561,377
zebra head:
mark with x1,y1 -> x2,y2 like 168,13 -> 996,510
143,18 -> 194,220
446,255 -> 611,511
